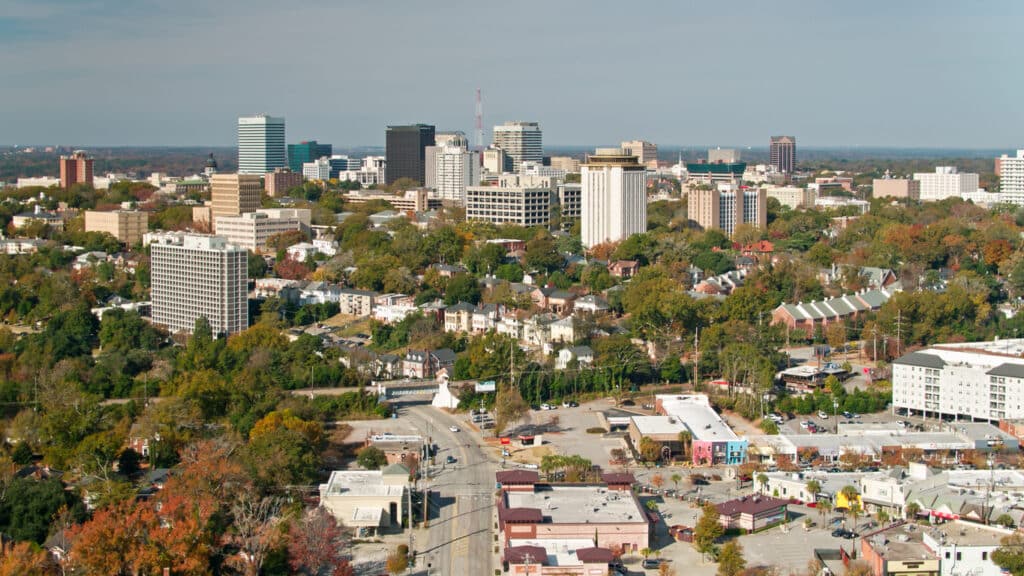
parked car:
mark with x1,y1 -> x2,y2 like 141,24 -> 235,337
446,455 -> 457,464
800,421 -> 811,429
643,558 -> 667,569
818,410 -> 829,419
832,528 -> 854,538
449,425 -> 460,432
842,411 -> 853,419
669,525 -> 694,542
540,403 -> 553,411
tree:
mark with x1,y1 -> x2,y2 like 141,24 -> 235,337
694,503 -> 725,559
0,541 -> 53,576
905,501 -> 921,521
385,547 -> 409,575
444,273 -> 482,305
994,533 -> 1024,576
756,473 -> 769,494
357,446 -> 387,470
679,430 -> 693,460
494,382 -> 529,436
524,232 -> 562,272
639,437 -> 661,462
671,473 -> 682,493
806,479 -> 822,504
996,513 -> 1016,529
224,494 -> 283,576
651,473 -> 665,491
288,507 -> 354,576
0,477 -> 83,544
716,540 -> 747,576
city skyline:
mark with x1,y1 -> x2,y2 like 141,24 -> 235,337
2,0 -> 1021,148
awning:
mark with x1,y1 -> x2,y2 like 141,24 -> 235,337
928,510 -> 960,521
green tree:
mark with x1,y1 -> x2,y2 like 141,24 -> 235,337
716,540 -> 746,576
806,479 -> 822,504
524,231 -> 562,272
444,273 -> 482,305
693,503 -> 725,559
0,478 -> 84,544
993,533 -> 1024,576
904,501 -> 921,520
357,446 -> 387,470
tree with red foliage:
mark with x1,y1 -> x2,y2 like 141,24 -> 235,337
288,507 -> 354,576
274,256 -> 311,280
0,541 -> 52,576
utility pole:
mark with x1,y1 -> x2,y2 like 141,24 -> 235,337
694,326 -> 700,389
895,309 -> 902,357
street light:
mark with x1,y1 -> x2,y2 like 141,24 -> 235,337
833,400 -> 839,432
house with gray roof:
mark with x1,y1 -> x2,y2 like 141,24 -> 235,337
770,287 -> 898,337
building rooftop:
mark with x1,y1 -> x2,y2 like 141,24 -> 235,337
656,394 -> 740,442
504,485 -> 646,525
716,496 -> 788,517
924,520 -> 1014,547
319,470 -> 405,499
631,415 -> 687,436
863,523 -> 935,561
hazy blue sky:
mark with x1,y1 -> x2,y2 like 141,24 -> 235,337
2,0 -> 1021,148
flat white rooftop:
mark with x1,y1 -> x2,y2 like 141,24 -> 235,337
505,485 -> 646,525
657,394 -> 740,442
320,470 -> 405,499
631,415 -> 687,436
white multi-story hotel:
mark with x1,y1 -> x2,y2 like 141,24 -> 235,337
997,150 -> 1024,206
213,208 -> 312,252
302,157 -> 332,181
893,340 -> 1024,422
432,145 -> 480,203
150,234 -> 248,336
465,174 -> 552,227
580,148 -> 646,248
913,166 -> 980,202
238,114 -> 286,175
492,121 -> 542,173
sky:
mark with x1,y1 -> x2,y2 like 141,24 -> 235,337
1,0 -> 1022,149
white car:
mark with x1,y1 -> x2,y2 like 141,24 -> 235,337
768,414 -> 784,423
818,411 -> 829,419
449,425 -> 460,433
540,403 -> 553,410
800,421 -> 811,429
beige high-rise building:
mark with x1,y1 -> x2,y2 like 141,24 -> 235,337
84,210 -> 149,246
210,173 -> 262,230
213,208 -> 312,252
688,185 -> 767,236
549,156 -> 581,173
620,140 -> 658,169
265,168 -> 303,197
764,185 -> 817,209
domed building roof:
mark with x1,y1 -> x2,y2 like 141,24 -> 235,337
205,153 -> 218,169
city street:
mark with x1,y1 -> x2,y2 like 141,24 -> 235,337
401,404 -> 497,576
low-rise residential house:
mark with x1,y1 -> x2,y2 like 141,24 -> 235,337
771,288 -> 897,338
523,313 -> 560,348
286,242 -> 319,262
472,303 -> 500,333
402,349 -> 457,379
549,316 -> 576,344
694,268 -> 748,296
312,236 -> 337,256
819,265 -> 899,291
431,263 -> 468,278
573,294 -> 609,314
555,345 -> 594,370
547,290 -> 576,314
608,260 -> 640,279
374,354 -> 402,379
444,302 -> 476,333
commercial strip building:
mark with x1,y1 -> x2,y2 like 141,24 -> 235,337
580,148 -> 646,248
687,185 -> 767,236
83,210 -> 148,246
318,465 -> 410,536
149,234 -> 248,336
496,470 -> 648,558
715,496 -> 788,533
213,208 -> 311,252
238,115 -> 286,175
466,174 -> 552,227
627,394 -> 747,465
860,520 -> 1013,576
892,339 -> 1024,422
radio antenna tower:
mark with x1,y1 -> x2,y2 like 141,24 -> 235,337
475,88 -> 484,155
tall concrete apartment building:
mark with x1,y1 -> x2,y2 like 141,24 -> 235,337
556,182 -> 582,231
492,121 -> 542,173
385,124 -> 435,185
482,147 -> 506,173
238,115 -> 286,175
84,210 -> 148,246
708,148 -> 741,164
432,145 -> 480,203
287,140 -> 332,173
264,168 -> 303,197
465,174 -> 552,226
580,148 -> 646,248
996,150 -> 1024,206
620,140 -> 658,169
769,136 -> 797,174
213,208 -> 311,252
59,150 -> 94,189
688,185 -> 768,236
150,234 -> 248,336
210,173 -> 263,229
913,167 -> 979,202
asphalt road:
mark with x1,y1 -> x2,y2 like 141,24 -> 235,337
401,404 -> 496,576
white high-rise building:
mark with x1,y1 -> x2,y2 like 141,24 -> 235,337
465,174 -> 552,226
492,122 -> 542,173
997,150 -> 1024,206
433,145 -> 480,203
913,166 -> 980,202
238,115 -> 286,175
303,157 -> 332,181
150,234 -> 248,336
580,148 -> 646,248
213,208 -> 312,252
